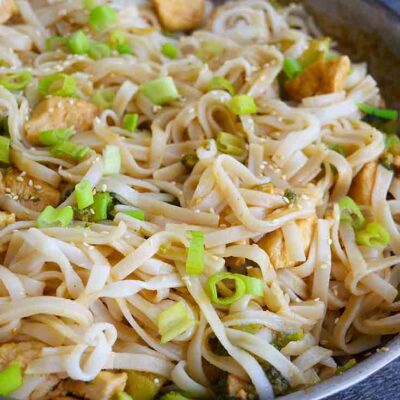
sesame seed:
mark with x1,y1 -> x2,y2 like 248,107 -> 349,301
314,297 -> 320,302
334,317 -> 339,324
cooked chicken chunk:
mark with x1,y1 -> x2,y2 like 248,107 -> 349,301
0,341 -> 44,370
61,372 -> 127,400
0,0 -> 16,24
25,97 -> 100,145
258,216 -> 316,269
285,56 -> 351,101
0,168 -> 60,211
0,211 -> 15,228
227,374 -> 251,400
152,0 -> 205,31
348,161 -> 378,205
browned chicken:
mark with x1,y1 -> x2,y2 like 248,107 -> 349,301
258,216 -> 316,269
25,97 -> 100,145
285,56 -> 351,101
0,0 -> 16,24
348,161 -> 378,205
0,341 -> 44,370
60,372 -> 127,400
0,210 -> 15,228
152,0 -> 205,31
0,168 -> 60,211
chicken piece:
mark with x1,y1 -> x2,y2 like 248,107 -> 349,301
0,167 -> 60,211
285,56 -> 351,101
25,96 -> 100,145
0,341 -> 44,370
227,374 -> 251,400
0,0 -> 16,24
348,161 -> 378,205
61,371 -> 127,400
258,216 -> 316,270
0,211 -> 15,228
152,0 -> 205,31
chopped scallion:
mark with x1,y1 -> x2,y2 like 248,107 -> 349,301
228,95 -> 257,115
89,5 -> 118,31
115,392 -> 134,400
122,113 -> 139,132
75,179 -> 94,210
157,302 -> 196,344
117,43 -> 132,55
123,210 -> 145,221
38,128 -> 73,146
283,58 -> 303,79
161,43 -> 178,59
92,192 -> 112,221
46,36 -> 67,51
273,330 -> 304,350
83,0 -> 97,10
185,230 -> 204,275
109,29 -> 126,48
336,359 -> 356,375
338,196 -> 366,230
38,73 -> 77,97
36,206 -> 74,228
0,363 -> 23,396
51,141 -> 89,160
103,144 -> 121,175
91,88 -> 115,109
216,131 -> 246,157
355,222 -> 390,247
139,77 -> 180,105
208,76 -> 235,96
0,136 -> 10,164
88,42 -> 111,60
0,71 -> 32,91
68,30 -> 91,55
357,103 -> 398,121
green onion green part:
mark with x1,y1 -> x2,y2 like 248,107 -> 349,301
115,392 -> 134,400
38,73 -> 77,97
88,42 -> 111,60
0,363 -> 23,396
338,196 -> 366,230
139,77 -> 180,105
0,136 -> 10,164
38,128 -> 73,146
103,144 -> 121,175
157,302 -> 196,344
0,71 -> 32,91
116,43 -> 132,55
216,131 -> 246,157
109,29 -> 126,47
273,330 -> 304,350
123,210 -> 145,221
92,192 -> 112,221
50,141 -> 89,160
161,43 -> 178,59
68,30 -> 91,55
208,76 -> 235,96
355,222 -> 390,247
91,88 -> 115,109
336,359 -> 356,375
228,95 -> 257,115
357,103 -> 398,121
75,179 -> 94,210
123,113 -> 139,132
89,5 -> 118,31
283,58 -> 303,79
36,206 -> 74,228
185,230 -> 205,275
83,0 -> 97,10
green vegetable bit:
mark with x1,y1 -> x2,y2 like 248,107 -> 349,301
283,189 -> 297,205
336,358 -> 356,375
273,330 -> 304,350
181,153 -> 198,171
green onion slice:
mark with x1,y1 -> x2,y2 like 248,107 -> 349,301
385,134 -> 400,153
355,222 -> 390,247
91,88 -> 115,109
157,302 -> 196,344
0,71 -> 32,91
0,136 -> 10,164
161,43 -> 178,59
123,210 -> 145,221
338,196 -> 366,230
38,128 -> 73,146
336,359 -> 356,375
208,273 -> 264,306
109,29 -> 126,48
89,5 -> 118,31
185,230 -> 204,275
116,43 -> 132,55
103,145 -> 121,175
139,77 -> 180,106
0,363 -> 23,396
68,30 -> 91,55
75,179 -> 94,210
88,42 -> 111,60
93,192 -> 112,222
46,36 -> 67,51
273,330 -> 304,350
38,73 -> 77,97
228,95 -> 257,115
115,392 -> 134,400
357,103 -> 398,121
51,141 -> 89,160
83,0 -> 97,10
208,76 -> 235,96
196,41 -> 223,61
36,206 -> 74,228
123,113 -> 139,132
283,58 -> 303,79
216,131 -> 246,157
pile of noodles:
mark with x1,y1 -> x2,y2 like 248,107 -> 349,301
0,1 -> 399,399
